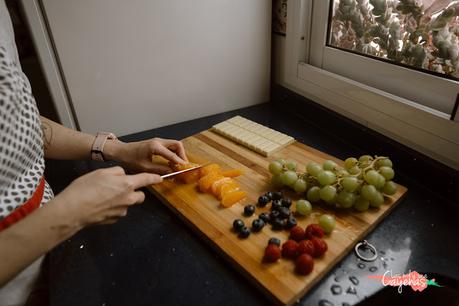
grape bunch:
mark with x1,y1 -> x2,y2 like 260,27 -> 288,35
268,155 -> 397,212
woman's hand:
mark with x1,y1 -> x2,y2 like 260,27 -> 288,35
104,137 -> 188,174
55,166 -> 162,227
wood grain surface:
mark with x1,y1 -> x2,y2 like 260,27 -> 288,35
148,130 -> 408,305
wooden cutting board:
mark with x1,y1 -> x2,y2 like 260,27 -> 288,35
147,130 -> 407,305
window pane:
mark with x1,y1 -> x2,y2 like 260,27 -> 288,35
328,0 -> 459,81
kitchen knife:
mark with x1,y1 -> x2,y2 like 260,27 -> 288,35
160,164 -> 206,179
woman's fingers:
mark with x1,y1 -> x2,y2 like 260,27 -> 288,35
144,163 -> 172,175
98,219 -> 118,225
126,173 -> 162,190
164,140 -> 188,162
153,144 -> 186,165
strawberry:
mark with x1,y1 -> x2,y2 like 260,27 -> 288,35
281,239 -> 299,259
297,239 -> 315,256
263,244 -> 281,263
295,253 -> 314,275
289,225 -> 305,242
305,224 -> 325,239
310,237 -> 328,257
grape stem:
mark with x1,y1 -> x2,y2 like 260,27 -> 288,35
361,156 -> 387,173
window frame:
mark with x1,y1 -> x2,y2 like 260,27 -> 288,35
309,0 -> 458,115
282,0 -> 459,170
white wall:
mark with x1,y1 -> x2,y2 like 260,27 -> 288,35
39,0 -> 271,135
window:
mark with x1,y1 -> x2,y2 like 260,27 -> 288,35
309,0 -> 459,115
328,0 -> 459,81
283,0 -> 459,170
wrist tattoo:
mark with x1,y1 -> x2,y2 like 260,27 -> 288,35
41,122 -> 53,151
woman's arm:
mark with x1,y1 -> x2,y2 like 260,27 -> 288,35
0,167 -> 161,287
40,116 -> 187,173
0,194 -> 81,286
40,116 -> 96,160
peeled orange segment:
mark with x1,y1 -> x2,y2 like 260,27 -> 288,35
218,181 -> 240,199
210,177 -> 232,196
169,162 -> 201,183
200,164 -> 221,177
221,169 -> 244,178
177,170 -> 200,184
221,190 -> 247,208
198,172 -> 224,193
170,162 -> 200,172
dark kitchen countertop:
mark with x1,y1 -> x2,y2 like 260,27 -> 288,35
46,89 -> 459,306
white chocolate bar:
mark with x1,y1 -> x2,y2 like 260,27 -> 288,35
211,116 -> 295,156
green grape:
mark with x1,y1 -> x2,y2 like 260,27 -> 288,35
293,178 -> 307,193
296,199 -> 312,216
344,157 -> 358,169
336,169 -> 350,177
277,159 -> 287,165
307,186 -> 321,202
319,214 -> 336,234
320,185 -> 337,202
285,161 -> 297,171
375,174 -> 386,189
342,177 -> 359,192
378,166 -> 394,180
323,160 -> 338,171
306,162 -> 322,177
348,166 -> 361,175
354,197 -> 370,212
271,174 -> 284,188
376,158 -> 393,168
369,191 -> 384,208
317,170 -> 336,186
382,181 -> 397,195
359,155 -> 372,163
280,170 -> 298,186
361,184 -> 377,201
336,190 -> 356,208
364,170 -> 380,186
268,161 -> 283,175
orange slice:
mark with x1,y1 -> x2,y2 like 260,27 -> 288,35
198,172 -> 224,193
218,181 -> 240,199
169,162 -> 201,183
170,162 -> 199,171
177,170 -> 201,184
221,169 -> 244,178
200,163 -> 221,177
210,177 -> 232,196
221,190 -> 247,208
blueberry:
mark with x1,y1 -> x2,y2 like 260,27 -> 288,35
251,219 -> 265,232
278,206 -> 291,219
272,218 -> 286,231
286,216 -> 297,229
281,198 -> 292,208
269,210 -> 280,222
271,199 -> 283,211
238,227 -> 250,238
243,204 -> 256,217
272,191 -> 283,200
268,237 -> 281,246
259,212 -> 270,223
264,191 -> 274,201
257,195 -> 270,207
233,219 -> 245,232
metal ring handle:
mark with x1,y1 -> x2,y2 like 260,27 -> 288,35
354,240 -> 378,262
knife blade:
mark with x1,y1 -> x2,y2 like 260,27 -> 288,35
161,164 -> 206,179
